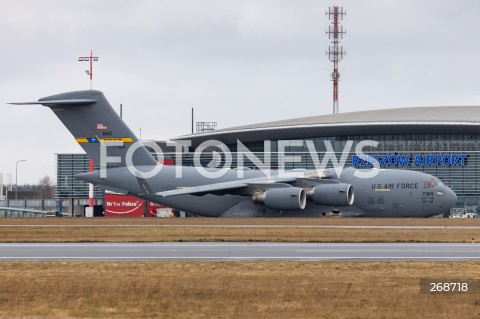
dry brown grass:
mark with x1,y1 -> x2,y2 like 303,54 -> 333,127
0,261 -> 479,319
2,217 -> 480,226
0,218 -> 480,243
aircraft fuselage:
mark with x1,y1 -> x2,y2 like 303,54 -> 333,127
79,165 -> 456,218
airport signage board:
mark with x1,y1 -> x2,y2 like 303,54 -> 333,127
352,154 -> 467,167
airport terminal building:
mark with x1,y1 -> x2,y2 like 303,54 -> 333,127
176,106 -> 480,213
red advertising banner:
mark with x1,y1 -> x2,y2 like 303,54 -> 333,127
104,193 -> 144,218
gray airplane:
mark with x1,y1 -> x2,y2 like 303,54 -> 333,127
12,90 -> 457,217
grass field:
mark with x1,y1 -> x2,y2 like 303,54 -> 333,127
0,261 -> 479,319
0,218 -> 480,243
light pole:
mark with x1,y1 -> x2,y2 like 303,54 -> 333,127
78,50 -> 99,90
15,160 -> 26,200
78,50 -> 99,210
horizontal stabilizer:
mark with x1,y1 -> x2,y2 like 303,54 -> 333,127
9,99 -> 97,106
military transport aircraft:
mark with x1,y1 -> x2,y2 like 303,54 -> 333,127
11,90 -> 457,217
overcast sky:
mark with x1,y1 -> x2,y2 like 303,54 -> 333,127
1,0 -> 480,184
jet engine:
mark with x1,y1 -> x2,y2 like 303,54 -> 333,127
252,187 -> 307,210
306,183 -> 354,206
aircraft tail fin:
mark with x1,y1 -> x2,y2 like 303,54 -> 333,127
10,90 -> 157,168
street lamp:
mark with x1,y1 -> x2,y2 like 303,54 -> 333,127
15,160 -> 26,200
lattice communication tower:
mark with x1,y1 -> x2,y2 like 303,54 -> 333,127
326,6 -> 346,114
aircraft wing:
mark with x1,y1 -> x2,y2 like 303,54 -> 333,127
155,180 -> 250,197
137,175 -> 303,197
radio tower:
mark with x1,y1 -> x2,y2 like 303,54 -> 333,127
326,6 -> 346,114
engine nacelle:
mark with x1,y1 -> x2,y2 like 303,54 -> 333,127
306,183 -> 354,206
252,187 -> 307,211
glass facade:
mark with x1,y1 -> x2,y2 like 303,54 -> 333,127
55,154 -> 102,199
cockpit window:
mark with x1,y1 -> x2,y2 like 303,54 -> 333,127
424,180 -> 439,188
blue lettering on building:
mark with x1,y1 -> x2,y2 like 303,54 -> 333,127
352,154 -> 466,167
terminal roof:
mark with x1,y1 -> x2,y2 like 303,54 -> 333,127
175,106 -> 480,147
